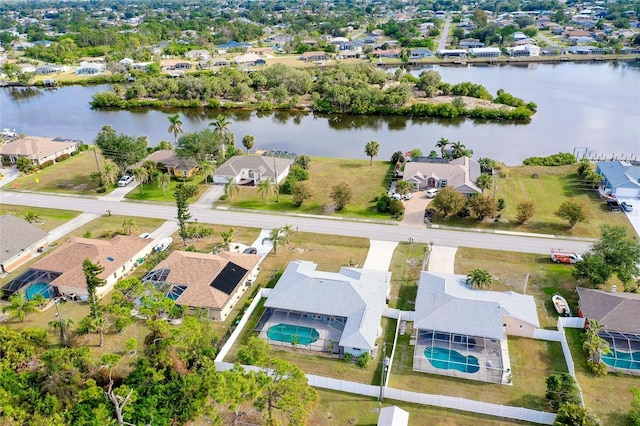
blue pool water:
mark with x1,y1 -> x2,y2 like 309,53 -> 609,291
424,347 -> 480,373
267,323 -> 320,345
25,282 -> 54,300
603,349 -> 640,370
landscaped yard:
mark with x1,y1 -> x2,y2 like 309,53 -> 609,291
167,223 -> 261,253
437,165 -> 636,238
388,242 -> 429,310
124,176 -> 209,203
0,204 -> 80,232
57,214 -> 166,244
217,156 -> 395,219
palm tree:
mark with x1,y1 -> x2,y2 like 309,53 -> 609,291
209,115 -> 234,160
242,134 -> 255,154
364,140 -> 380,165
450,141 -> 467,159
167,114 -> 184,143
157,172 -> 171,196
198,160 -> 215,184
476,173 -> 493,192
225,176 -> 240,200
257,178 -> 276,205
24,210 -> 40,223
121,218 -> 137,235
131,167 -> 149,194
143,160 -> 157,183
394,180 -> 412,196
101,163 -> 119,187
466,268 -> 492,289
2,293 -> 40,322
220,227 -> 235,249
31,293 -> 47,308
49,317 -> 74,347
436,137 -> 450,159
263,227 -> 284,254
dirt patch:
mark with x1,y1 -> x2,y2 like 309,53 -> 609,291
416,95 -> 515,110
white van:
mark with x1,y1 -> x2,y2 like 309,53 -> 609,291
426,188 -> 439,198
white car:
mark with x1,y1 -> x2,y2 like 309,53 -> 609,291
402,193 -> 413,200
117,175 -> 134,187
390,193 -> 402,200
426,188 -> 439,198
138,232 -> 152,239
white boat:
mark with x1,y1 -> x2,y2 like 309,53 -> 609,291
1,128 -> 18,138
552,294 -> 571,317
154,237 -> 173,252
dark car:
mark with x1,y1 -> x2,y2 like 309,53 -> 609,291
243,247 -> 258,254
607,199 -> 621,211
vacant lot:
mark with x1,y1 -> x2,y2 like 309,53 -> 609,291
218,156 -> 395,219
0,204 -> 80,232
388,242 -> 429,310
58,214 -> 166,244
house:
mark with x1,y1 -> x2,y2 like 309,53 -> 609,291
233,53 -> 266,66
413,272 -> 540,383
143,250 -> 261,321
468,47 -> 501,58
119,57 -> 134,66
75,62 -> 106,75
567,45 -> 608,55
161,59 -> 192,71
257,260 -> 390,357
378,406 -> 409,426
0,215 -> 48,274
271,34 -> 294,45
212,155 -> 294,185
409,48 -> 434,59
132,62 -> 152,71
129,150 -> 198,179
372,49 -> 400,59
185,49 -> 210,60
403,156 -> 481,197
576,288 -> 640,374
336,50 -> 359,59
507,44 -> 541,57
1,236 -> 153,300
596,161 -> 640,198
0,136 -> 79,167
436,49 -> 468,58
217,41 -> 251,51
247,47 -> 273,56
459,38 -> 484,48
301,51 -> 330,61
35,64 -> 66,75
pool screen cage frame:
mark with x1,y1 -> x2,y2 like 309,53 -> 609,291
413,329 -> 506,384
255,307 -> 346,354
599,330 -> 640,375
1,269 -> 61,300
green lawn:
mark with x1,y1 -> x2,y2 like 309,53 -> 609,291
388,242 -> 429,310
0,205 -> 80,232
218,156 -> 395,219
57,214 -> 166,244
124,176 -> 209,203
437,165 -> 636,238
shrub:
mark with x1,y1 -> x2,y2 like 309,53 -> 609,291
55,153 -> 70,162
523,152 -> 575,166
377,194 -> 391,213
389,199 -> 405,215
343,353 -> 354,363
78,144 -> 89,151
356,352 -> 372,368
39,160 -> 54,169
70,150 -> 79,156
289,165 -> 309,181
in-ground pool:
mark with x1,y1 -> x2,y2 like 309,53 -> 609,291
424,346 -> 480,373
603,349 -> 640,370
25,282 -> 54,300
267,323 -> 320,345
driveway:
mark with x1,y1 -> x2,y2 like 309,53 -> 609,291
0,166 -> 20,187
363,240 -> 399,271
616,197 -> 640,237
192,184 -> 225,209
401,191 -> 430,227
427,245 -> 457,274
98,181 -> 139,202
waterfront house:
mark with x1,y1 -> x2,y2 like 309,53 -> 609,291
409,48 -> 434,59
596,161 -> 640,198
0,215 -> 48,274
257,260 -> 390,357
143,250 -> 261,321
372,49 -> 400,59
436,49 -> 468,58
184,49 -> 211,60
507,44 -> 540,57
233,53 -> 266,66
403,156 -> 482,197
459,38 -> 484,48
0,136 -> 78,167
212,155 -> 293,185
75,62 -> 106,75
129,150 -> 198,179
35,64 -> 66,75
301,51 -> 330,61
468,47 -> 501,58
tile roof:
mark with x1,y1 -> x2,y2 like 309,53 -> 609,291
0,137 -> 77,161
0,215 -> 48,264
414,272 -> 540,340
577,287 -> 640,334
146,250 -> 260,310
29,236 -> 151,290
130,150 -> 197,172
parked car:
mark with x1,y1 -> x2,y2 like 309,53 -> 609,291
138,232 -> 151,239
621,201 -> 633,212
402,193 -> 413,200
391,193 -> 402,200
243,247 -> 258,254
607,199 -> 621,211
118,175 -> 134,187
426,188 -> 439,198
551,249 -> 583,264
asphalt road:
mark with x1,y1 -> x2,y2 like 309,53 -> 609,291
438,18 -> 451,51
0,191 -> 594,256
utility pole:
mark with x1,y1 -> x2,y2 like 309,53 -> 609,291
379,342 -> 390,402
273,153 -> 279,203
93,147 -> 101,174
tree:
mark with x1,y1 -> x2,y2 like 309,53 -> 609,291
157,172 -> 171,196
242,134 -> 255,154
436,137 -> 450,159
515,200 -> 536,224
209,115 -> 234,160
257,179 -> 276,205
330,182 -> 353,210
466,269 -> 492,289
555,403 -> 601,426
450,141 -> 469,159
167,114 -> 183,143
468,194 -> 499,220
295,154 -> 311,170
472,8 -> 488,27
555,200 -> 588,228
174,183 -> 193,246
24,209 -> 41,223
49,317 -> 74,347
16,157 -> 36,174
198,160 -> 215,184
94,127 -> 148,176
121,218 -> 137,235
394,180 -> 412,196
83,259 -> 106,319
131,167 -> 149,194
430,186 -> 466,219
2,293 -> 39,322
211,365 -> 263,426
476,173 -> 493,192
292,181 -> 311,207
220,228 -> 235,249
591,225 -> 640,285
175,129 -> 222,163
365,140 -> 380,165
630,387 -> 640,426
391,151 -> 405,164
224,176 -> 240,200
546,373 -> 581,411
101,163 -> 119,187
262,226 -> 287,254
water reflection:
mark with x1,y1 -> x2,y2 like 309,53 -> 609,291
8,87 -> 43,101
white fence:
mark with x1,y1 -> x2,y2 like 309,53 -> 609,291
559,317 -> 586,329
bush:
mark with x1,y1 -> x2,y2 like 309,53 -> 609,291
39,160 -> 54,169
70,150 -> 79,156
523,152 -> 575,166
356,352 -> 372,368
55,153 -> 70,162
289,165 -> 309,181
389,199 -> 405,215
377,194 -> 392,213
78,144 -> 89,151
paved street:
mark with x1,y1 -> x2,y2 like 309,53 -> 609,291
0,191 -> 594,255
438,18 -> 451,51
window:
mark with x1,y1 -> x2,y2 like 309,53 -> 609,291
439,179 -> 448,187
183,171 -> 187,177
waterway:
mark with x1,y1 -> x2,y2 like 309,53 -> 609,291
1,62 -> 638,165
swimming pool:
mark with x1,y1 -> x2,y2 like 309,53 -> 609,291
25,282 -> 54,300
267,323 -> 320,345
424,346 -> 480,373
603,349 -> 640,370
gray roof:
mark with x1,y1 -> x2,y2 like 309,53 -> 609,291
265,261 -> 391,351
0,214 -> 48,264
214,155 -> 293,179
403,156 -> 481,193
414,272 -> 540,340
577,287 -> 640,334
597,161 -> 640,189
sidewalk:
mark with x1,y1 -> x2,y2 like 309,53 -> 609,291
47,213 -> 100,243
97,181 -> 139,202
0,166 -> 20,188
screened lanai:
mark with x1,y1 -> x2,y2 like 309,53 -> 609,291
600,330 -> 640,374
1,269 -> 61,299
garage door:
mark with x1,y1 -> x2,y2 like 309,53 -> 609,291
614,188 -> 640,198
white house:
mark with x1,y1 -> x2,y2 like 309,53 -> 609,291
212,155 -> 294,185
403,156 -> 482,197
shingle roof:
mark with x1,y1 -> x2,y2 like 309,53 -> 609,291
265,261 -> 390,351
146,250 -> 260,310
29,236 -> 151,290
214,155 -> 293,179
0,215 -> 48,264
414,272 -> 540,340
597,161 -> 640,189
0,137 -> 77,161
403,156 -> 481,193
577,287 -> 640,334
130,150 -> 197,172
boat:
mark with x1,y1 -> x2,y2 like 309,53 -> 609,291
1,128 -> 18,138
552,294 -> 571,317
154,237 -> 173,252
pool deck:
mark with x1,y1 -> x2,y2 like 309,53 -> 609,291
258,310 -> 344,353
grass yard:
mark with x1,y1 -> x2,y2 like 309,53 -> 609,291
388,242 -> 429,310
124,176 -> 209,203
4,149 -> 115,195
0,204 -> 80,232
389,334 -> 567,411
218,157 -> 395,219
439,165 -> 635,238
57,214 -> 166,244
565,328 -> 640,424
167,223 -> 261,253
